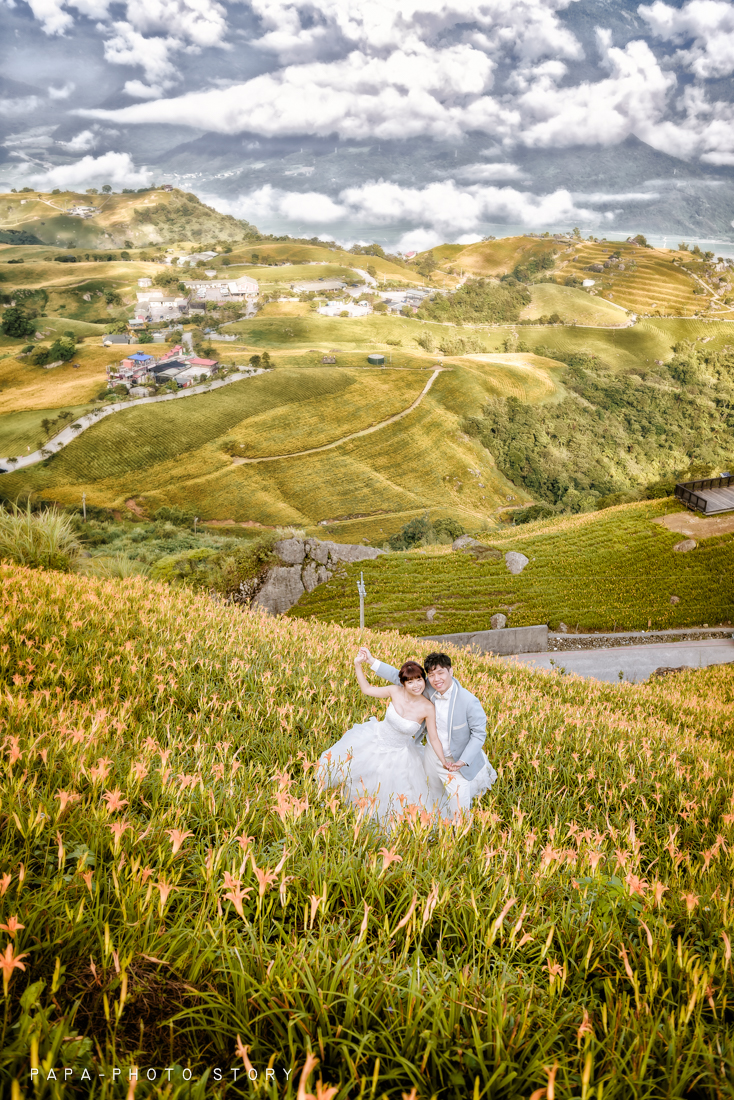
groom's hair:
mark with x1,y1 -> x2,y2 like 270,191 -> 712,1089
399,660 -> 426,683
424,652 -> 452,673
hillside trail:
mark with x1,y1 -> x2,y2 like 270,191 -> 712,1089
231,368 -> 443,465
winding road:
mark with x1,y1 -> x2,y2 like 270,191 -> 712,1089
0,367 -> 267,474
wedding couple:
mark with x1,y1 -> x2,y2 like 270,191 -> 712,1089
318,647 -> 497,823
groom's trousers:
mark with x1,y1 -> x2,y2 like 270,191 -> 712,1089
424,742 -> 472,813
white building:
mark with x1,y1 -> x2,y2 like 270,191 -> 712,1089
183,275 -> 259,302
138,277 -> 152,288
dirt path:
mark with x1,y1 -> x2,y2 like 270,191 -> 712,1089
231,369 -> 443,466
653,512 -> 734,537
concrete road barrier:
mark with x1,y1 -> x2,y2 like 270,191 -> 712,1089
420,625 -> 548,656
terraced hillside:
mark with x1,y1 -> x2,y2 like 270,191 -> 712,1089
290,499 -> 734,634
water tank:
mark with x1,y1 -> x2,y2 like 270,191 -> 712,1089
367,353 -> 385,365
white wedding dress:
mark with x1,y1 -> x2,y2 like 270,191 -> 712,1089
318,702 -> 439,823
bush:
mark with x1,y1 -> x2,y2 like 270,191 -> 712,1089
511,502 -> 557,525
433,517 -> 465,539
0,503 -> 81,572
153,506 -> 194,527
81,553 -> 149,579
1,307 -> 36,339
388,514 -> 433,551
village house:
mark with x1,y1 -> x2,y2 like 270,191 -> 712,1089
103,334 -> 133,346
135,289 -> 189,323
182,275 -> 258,302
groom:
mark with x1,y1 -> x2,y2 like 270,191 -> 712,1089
357,647 -> 494,813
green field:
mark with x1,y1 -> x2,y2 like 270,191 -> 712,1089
290,500 -> 734,634
2,562 -> 733,1095
0,361 -> 537,524
521,283 -> 629,325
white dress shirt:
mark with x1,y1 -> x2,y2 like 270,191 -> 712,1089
432,681 -> 454,754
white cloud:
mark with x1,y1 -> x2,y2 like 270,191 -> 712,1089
48,81 -> 75,99
640,0 -> 734,78
104,22 -> 180,85
124,79 -> 167,98
457,163 -> 525,180
27,150 -> 152,189
0,96 -> 42,116
59,128 -> 97,151
210,178 -> 601,241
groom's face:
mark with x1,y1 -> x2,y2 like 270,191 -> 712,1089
427,664 -> 452,694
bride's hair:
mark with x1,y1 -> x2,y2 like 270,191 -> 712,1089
399,660 -> 426,683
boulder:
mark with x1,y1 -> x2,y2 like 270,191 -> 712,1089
254,566 -> 305,615
426,607 -> 436,622
453,535 -> 477,550
323,540 -> 384,563
274,538 -> 305,564
490,613 -> 507,630
306,540 -> 330,565
673,539 -> 696,553
557,622 -> 568,633
670,595 -> 680,605
505,551 -> 529,575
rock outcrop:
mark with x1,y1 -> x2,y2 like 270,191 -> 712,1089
253,537 -> 385,615
490,613 -> 507,629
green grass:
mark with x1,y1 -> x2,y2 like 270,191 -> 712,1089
0,404 -> 95,459
1,563 -> 734,1097
290,500 -> 734,634
521,284 -> 628,326
0,362 -> 540,523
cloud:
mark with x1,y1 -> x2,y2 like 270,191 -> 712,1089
640,0 -> 734,78
210,178 -> 602,242
27,150 -> 152,189
48,81 -> 75,99
0,96 -> 42,116
58,128 -> 97,151
457,163 -> 525,181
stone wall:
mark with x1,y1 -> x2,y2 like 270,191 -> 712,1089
254,537 -> 385,615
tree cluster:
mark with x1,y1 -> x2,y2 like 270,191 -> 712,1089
417,279 -> 530,325
461,344 -> 734,515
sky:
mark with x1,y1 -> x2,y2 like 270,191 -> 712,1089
1,0 -> 734,247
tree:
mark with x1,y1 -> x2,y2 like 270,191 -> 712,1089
417,252 -> 438,278
86,188 -> 98,195
120,251 -> 130,261
138,331 -> 153,344
101,184 -> 112,194
1,307 -> 36,339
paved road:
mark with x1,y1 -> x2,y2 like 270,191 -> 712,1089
0,367 -> 267,474
506,638 -> 734,683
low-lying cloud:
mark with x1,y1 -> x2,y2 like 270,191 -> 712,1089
26,150 -> 152,190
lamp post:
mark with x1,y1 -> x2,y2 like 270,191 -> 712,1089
357,570 -> 366,630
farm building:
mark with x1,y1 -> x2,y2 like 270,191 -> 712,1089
182,275 -> 259,302
103,334 -> 133,346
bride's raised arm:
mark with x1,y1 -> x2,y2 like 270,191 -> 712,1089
354,650 -> 393,698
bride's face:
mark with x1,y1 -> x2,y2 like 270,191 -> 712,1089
404,676 -> 425,696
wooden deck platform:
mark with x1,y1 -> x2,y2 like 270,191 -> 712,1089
675,475 -> 734,514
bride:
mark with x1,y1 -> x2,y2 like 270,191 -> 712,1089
318,651 -> 460,823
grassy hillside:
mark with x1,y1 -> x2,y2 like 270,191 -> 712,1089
1,563 -> 733,1095
521,283 -> 629,326
0,361 -> 537,526
0,188 -> 255,249
290,500 -> 734,634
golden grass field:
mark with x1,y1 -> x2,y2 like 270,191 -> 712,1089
0,358 -> 544,525
520,283 -> 630,326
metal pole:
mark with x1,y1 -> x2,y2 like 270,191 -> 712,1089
357,570 -> 366,630
82,492 -> 86,522
194,516 -> 199,534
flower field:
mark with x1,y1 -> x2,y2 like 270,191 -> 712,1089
291,500 -> 734,635
1,562 -> 734,1097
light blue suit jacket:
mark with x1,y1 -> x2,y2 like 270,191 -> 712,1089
372,661 -> 488,782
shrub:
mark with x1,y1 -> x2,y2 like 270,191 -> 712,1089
1,307 -> 36,339
388,514 -> 433,551
153,506 -> 194,527
511,502 -> 557,525
81,553 -> 149,579
0,503 -> 81,572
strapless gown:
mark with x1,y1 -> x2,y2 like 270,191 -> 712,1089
318,702 -> 437,822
